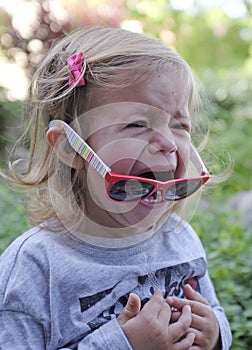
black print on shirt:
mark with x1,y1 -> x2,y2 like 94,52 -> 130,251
79,257 -> 206,339
80,286 -> 114,313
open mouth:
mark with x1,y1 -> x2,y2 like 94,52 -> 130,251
141,190 -> 164,204
137,170 -> 174,182
136,171 -> 175,205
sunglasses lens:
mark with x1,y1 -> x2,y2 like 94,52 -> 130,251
165,179 -> 202,201
109,180 -> 154,201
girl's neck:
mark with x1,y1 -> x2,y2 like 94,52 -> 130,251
75,214 -> 154,239
72,220 -> 155,246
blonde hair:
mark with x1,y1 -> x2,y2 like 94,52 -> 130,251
3,25 -> 206,229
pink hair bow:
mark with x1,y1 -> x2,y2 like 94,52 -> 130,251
67,52 -> 85,87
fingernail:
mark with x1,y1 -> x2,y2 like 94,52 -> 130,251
171,306 -> 178,312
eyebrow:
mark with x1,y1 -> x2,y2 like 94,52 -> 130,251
172,110 -> 191,119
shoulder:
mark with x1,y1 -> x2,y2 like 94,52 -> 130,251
0,221 -> 77,257
0,226 -> 49,278
0,226 -> 57,316
0,225 -> 69,291
1,225 -> 56,262
0,226 -> 44,259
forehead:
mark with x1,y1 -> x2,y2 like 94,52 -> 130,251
93,69 -> 191,112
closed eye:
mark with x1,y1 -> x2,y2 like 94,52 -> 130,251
171,123 -> 188,130
170,114 -> 191,133
170,120 -> 191,133
126,120 -> 147,128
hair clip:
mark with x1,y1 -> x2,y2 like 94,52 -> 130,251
67,52 -> 85,87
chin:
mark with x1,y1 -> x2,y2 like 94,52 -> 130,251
110,200 -> 173,230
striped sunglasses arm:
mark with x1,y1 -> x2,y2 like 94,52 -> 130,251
49,120 -> 111,178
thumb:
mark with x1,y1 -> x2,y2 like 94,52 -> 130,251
117,293 -> 141,325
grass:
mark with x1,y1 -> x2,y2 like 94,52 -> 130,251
0,181 -> 30,253
191,202 -> 252,349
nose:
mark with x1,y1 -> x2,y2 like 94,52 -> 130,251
148,128 -> 177,154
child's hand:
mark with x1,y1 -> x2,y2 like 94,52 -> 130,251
117,290 -> 195,350
166,284 -> 221,350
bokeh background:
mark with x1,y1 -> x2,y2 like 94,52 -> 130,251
0,0 -> 252,348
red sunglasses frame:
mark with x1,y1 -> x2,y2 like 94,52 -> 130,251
49,120 -> 210,201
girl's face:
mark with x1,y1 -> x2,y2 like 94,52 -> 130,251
77,70 -> 193,234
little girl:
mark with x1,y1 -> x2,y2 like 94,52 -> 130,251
0,26 -> 231,349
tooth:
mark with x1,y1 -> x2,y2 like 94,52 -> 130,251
142,190 -> 163,204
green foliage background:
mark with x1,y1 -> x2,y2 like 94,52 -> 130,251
1,0 -> 252,348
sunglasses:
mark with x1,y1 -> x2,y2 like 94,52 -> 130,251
49,120 -> 210,202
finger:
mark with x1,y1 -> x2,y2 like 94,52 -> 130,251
167,293 -> 209,317
158,298 -> 172,324
170,332 -> 195,350
142,290 -> 165,317
185,285 -> 212,318
184,327 -> 202,346
188,346 -> 201,350
117,293 -> 141,325
184,284 -> 209,306
171,303 -> 210,328
190,312 -> 205,331
169,304 -> 192,340
166,295 -> 189,311
170,310 -> 182,323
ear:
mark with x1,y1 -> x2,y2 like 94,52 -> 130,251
46,126 -> 84,170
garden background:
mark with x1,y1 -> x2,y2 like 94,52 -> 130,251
0,0 -> 252,348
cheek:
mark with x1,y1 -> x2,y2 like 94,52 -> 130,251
85,167 -> 142,213
110,159 -> 136,175
91,138 -> 147,169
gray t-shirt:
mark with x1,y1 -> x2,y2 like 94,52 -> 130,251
0,214 -> 232,349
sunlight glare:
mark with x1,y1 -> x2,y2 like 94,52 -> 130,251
171,0 -> 248,18
0,63 -> 28,100
121,20 -> 143,33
